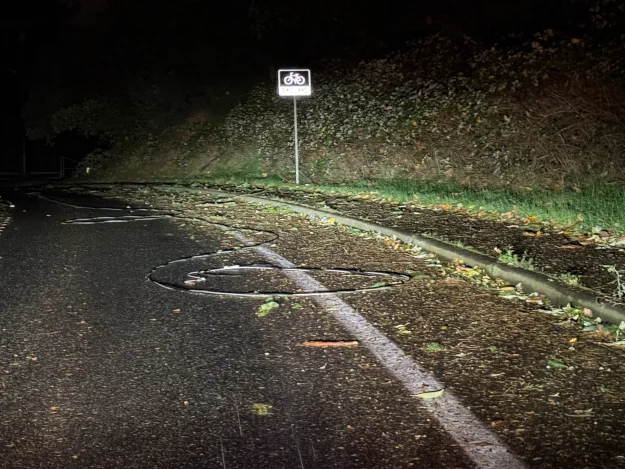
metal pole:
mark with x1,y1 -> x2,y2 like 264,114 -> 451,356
19,32 -> 26,178
22,138 -> 26,176
293,96 -> 300,185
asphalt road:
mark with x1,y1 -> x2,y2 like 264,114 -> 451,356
0,189 -> 490,469
5,188 -> 625,469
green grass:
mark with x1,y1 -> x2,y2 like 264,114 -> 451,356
207,154 -> 263,181
201,173 -> 625,235
81,160 -> 625,236
322,179 -> 625,233
498,249 -> 536,270
554,272 -> 582,287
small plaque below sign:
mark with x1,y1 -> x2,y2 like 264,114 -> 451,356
278,69 -> 311,97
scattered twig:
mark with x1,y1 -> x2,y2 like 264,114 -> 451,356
220,437 -> 226,469
301,340 -> 359,348
235,403 -> 243,437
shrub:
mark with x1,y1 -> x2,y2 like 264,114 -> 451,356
222,22 -> 625,184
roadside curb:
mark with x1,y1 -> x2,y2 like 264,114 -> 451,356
204,188 -> 625,325
61,182 -> 625,324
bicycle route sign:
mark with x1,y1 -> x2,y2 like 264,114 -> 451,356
278,69 -> 311,97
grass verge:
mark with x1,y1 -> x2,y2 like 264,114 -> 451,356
198,173 -> 625,235
79,157 -> 625,236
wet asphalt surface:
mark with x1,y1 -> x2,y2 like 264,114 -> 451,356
0,190 -> 480,469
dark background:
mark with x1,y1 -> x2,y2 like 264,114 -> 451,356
0,0 -> 592,173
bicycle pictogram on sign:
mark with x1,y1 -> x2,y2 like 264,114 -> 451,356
283,72 -> 306,85
278,69 -> 311,97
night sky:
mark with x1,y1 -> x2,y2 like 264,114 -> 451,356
0,0 -> 589,172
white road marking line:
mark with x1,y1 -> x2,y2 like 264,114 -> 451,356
63,215 -> 171,224
249,242 -> 527,469
52,197 -> 525,467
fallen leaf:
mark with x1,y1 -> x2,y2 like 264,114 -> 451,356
491,418 -> 505,428
500,294 -> 525,300
251,403 -> 272,416
257,301 -> 279,318
526,296 -> 544,305
470,441 -> 492,447
547,359 -> 567,369
394,324 -> 413,335
566,409 -> 593,418
569,338 -> 577,344
423,342 -> 444,352
603,340 -> 625,348
412,388 -> 445,399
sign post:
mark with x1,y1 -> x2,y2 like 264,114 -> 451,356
278,69 -> 311,185
293,96 -> 299,184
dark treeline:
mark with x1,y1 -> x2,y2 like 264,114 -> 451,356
0,0 -> 616,168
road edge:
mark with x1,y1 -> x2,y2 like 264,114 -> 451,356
207,188 -> 625,325
56,182 -> 625,325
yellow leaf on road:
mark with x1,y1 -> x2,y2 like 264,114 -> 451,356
251,403 -> 272,416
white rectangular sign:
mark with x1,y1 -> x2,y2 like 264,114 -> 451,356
278,69 -> 311,97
